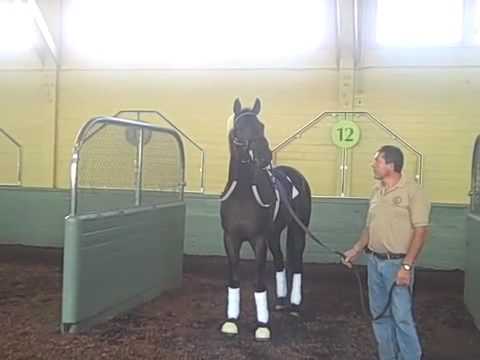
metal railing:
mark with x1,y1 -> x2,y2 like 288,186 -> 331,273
0,128 -> 22,186
115,110 -> 205,193
69,116 -> 185,216
272,111 -> 424,197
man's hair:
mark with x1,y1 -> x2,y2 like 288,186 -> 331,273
378,145 -> 404,173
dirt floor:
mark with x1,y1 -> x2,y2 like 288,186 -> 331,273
0,245 -> 479,360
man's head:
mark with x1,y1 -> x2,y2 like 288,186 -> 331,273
372,145 -> 404,180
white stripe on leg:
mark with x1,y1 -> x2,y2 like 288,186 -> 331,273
254,291 -> 269,324
290,273 -> 302,305
276,269 -> 287,298
227,287 -> 240,319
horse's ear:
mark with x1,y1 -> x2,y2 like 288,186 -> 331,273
233,98 -> 242,116
252,98 -> 261,115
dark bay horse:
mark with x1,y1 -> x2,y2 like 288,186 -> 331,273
220,98 -> 311,341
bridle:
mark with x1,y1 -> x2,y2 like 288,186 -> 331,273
231,112 -> 268,165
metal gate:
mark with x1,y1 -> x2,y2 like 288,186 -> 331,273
61,116 -> 186,333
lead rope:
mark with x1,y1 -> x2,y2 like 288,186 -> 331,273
271,170 -> 396,321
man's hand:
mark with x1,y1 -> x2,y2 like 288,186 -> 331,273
396,268 -> 412,286
342,247 -> 362,268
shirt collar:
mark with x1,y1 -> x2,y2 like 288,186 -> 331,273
376,174 -> 406,195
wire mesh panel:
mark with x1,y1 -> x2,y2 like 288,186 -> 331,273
142,130 -> 183,206
115,110 -> 204,193
0,128 -> 22,186
71,117 -> 185,215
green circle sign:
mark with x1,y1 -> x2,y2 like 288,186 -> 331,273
331,120 -> 361,149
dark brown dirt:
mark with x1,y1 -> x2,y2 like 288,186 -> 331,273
0,245 -> 479,359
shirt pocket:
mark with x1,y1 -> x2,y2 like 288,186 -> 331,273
391,194 -> 410,220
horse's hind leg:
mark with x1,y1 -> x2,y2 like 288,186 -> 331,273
269,228 -> 289,311
286,224 -> 306,316
221,232 -> 241,336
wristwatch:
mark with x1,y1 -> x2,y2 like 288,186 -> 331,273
401,263 -> 412,271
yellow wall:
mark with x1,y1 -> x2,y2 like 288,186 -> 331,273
3,67 -> 479,203
0,71 -> 56,187
55,69 -> 338,192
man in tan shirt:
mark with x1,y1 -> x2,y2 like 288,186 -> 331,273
343,145 -> 431,360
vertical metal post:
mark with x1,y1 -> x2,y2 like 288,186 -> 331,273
340,148 -> 347,197
339,113 -> 348,197
17,146 -> 23,186
70,151 -> 79,216
135,127 -> 144,206
199,152 -> 205,193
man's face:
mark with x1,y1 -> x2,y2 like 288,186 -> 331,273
372,151 -> 392,180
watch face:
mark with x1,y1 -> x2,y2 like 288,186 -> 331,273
402,264 -> 412,271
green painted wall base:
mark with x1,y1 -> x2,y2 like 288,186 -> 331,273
0,187 -> 68,247
185,194 -> 468,270
0,188 -> 469,270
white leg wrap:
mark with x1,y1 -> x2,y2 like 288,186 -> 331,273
290,273 -> 302,305
254,291 -> 269,324
276,270 -> 287,298
227,287 -> 240,319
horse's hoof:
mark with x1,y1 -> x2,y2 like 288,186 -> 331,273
221,320 -> 239,336
289,304 -> 301,317
274,297 -> 289,311
254,323 -> 271,342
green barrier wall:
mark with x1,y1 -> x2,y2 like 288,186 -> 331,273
0,188 -> 468,270
465,213 -> 480,330
61,203 -> 185,333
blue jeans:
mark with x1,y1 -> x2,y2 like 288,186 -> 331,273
367,254 -> 422,360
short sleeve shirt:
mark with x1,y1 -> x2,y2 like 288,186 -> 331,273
366,176 -> 431,254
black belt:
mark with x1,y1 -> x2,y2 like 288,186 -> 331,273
365,248 -> 406,260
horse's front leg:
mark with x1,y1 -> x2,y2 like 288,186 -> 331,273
221,232 -> 241,336
252,235 -> 271,341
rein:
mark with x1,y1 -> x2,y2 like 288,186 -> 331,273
268,166 -> 398,322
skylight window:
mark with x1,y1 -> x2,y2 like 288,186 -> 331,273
376,0 -> 464,47
0,1 -> 36,53
473,0 -> 480,44
64,0 -> 330,67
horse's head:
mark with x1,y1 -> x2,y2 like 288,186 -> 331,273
229,98 -> 272,169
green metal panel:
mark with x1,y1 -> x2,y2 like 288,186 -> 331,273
61,202 -> 185,333
0,187 -> 68,247
465,213 -> 480,330
185,194 -> 467,270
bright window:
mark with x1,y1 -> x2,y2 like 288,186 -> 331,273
0,1 -> 36,53
473,0 -> 480,44
376,0 -> 464,47
64,0 -> 330,67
